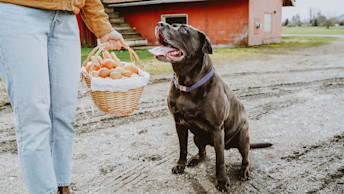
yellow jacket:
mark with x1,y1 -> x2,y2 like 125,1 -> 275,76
0,0 -> 113,38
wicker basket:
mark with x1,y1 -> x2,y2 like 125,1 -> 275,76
81,43 -> 145,117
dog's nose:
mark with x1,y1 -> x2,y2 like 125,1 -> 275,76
157,22 -> 166,28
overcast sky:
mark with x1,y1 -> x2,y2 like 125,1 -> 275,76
282,0 -> 344,21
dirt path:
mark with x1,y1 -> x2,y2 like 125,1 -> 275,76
1,39 -> 344,193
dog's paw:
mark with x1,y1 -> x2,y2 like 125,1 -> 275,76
239,167 -> 250,181
172,164 -> 185,174
216,181 -> 229,192
216,176 -> 230,192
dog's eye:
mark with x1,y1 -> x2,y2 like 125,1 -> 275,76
180,28 -> 188,34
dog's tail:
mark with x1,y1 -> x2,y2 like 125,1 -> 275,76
250,143 -> 273,149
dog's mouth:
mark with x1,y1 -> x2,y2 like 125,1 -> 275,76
148,27 -> 185,62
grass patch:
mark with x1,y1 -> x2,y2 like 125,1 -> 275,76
81,36 -> 337,74
81,48 -> 153,64
211,36 -> 338,63
282,26 -> 344,35
277,36 -> 337,48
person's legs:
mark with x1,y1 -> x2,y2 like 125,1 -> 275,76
0,3 -> 63,194
47,10 -> 81,187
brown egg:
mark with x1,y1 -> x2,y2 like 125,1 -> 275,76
114,67 -> 125,74
91,71 -> 100,77
86,62 -> 100,73
124,63 -> 138,74
101,59 -> 117,69
110,71 -> 122,79
123,70 -> 132,77
99,68 -> 111,78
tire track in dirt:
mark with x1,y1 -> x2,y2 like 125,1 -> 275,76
71,136 -> 194,193
224,66 -> 344,78
1,77 -> 343,154
216,133 -> 344,193
96,138 -> 220,193
101,153 -> 176,193
261,133 -> 344,193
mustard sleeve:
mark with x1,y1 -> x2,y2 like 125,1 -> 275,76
80,0 -> 114,38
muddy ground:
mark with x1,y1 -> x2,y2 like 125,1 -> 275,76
1,38 -> 344,194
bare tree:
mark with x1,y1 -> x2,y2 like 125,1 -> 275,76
323,17 -> 337,29
290,14 -> 302,26
309,7 -> 319,26
317,11 -> 327,26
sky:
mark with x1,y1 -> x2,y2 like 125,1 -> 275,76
282,0 -> 344,21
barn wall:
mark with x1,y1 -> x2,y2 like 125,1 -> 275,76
207,0 -> 249,46
115,0 -> 249,46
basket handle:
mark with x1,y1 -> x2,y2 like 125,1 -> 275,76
82,43 -> 107,67
123,45 -> 144,70
82,43 -> 144,71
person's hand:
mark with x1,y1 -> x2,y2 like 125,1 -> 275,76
100,30 -> 128,50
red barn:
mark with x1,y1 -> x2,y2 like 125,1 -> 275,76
101,0 -> 294,47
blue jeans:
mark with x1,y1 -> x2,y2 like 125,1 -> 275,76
0,3 -> 81,194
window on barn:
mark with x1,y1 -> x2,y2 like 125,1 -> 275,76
161,14 -> 188,25
264,13 -> 272,33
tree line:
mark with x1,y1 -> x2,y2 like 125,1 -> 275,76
283,8 -> 344,28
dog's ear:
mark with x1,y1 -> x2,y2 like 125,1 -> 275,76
199,32 -> 213,54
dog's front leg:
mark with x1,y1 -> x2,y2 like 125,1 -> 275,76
172,123 -> 188,174
213,128 -> 229,192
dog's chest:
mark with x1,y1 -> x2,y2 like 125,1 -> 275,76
174,96 -> 199,119
169,94 -> 209,129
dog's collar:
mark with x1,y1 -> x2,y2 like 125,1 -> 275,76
173,67 -> 215,92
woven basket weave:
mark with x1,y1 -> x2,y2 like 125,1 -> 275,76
81,43 -> 145,117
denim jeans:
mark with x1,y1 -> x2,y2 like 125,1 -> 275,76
0,3 -> 81,194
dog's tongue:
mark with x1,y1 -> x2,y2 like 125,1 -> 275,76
149,46 -> 177,56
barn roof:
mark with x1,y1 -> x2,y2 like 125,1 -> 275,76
283,0 -> 295,6
106,0 -> 294,8
107,0 -> 206,7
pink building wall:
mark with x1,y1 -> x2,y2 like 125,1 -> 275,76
248,0 -> 283,46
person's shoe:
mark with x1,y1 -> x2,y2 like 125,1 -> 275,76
58,186 -> 70,194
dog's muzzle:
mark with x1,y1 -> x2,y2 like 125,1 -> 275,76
149,22 -> 185,62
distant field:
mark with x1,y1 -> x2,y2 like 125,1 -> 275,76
282,26 -> 344,35
210,36 -> 338,65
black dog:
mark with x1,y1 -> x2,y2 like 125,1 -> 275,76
149,22 -> 271,192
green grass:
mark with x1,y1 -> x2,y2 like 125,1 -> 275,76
282,26 -> 344,35
211,36 -> 338,63
81,36 -> 338,74
81,48 -> 153,64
